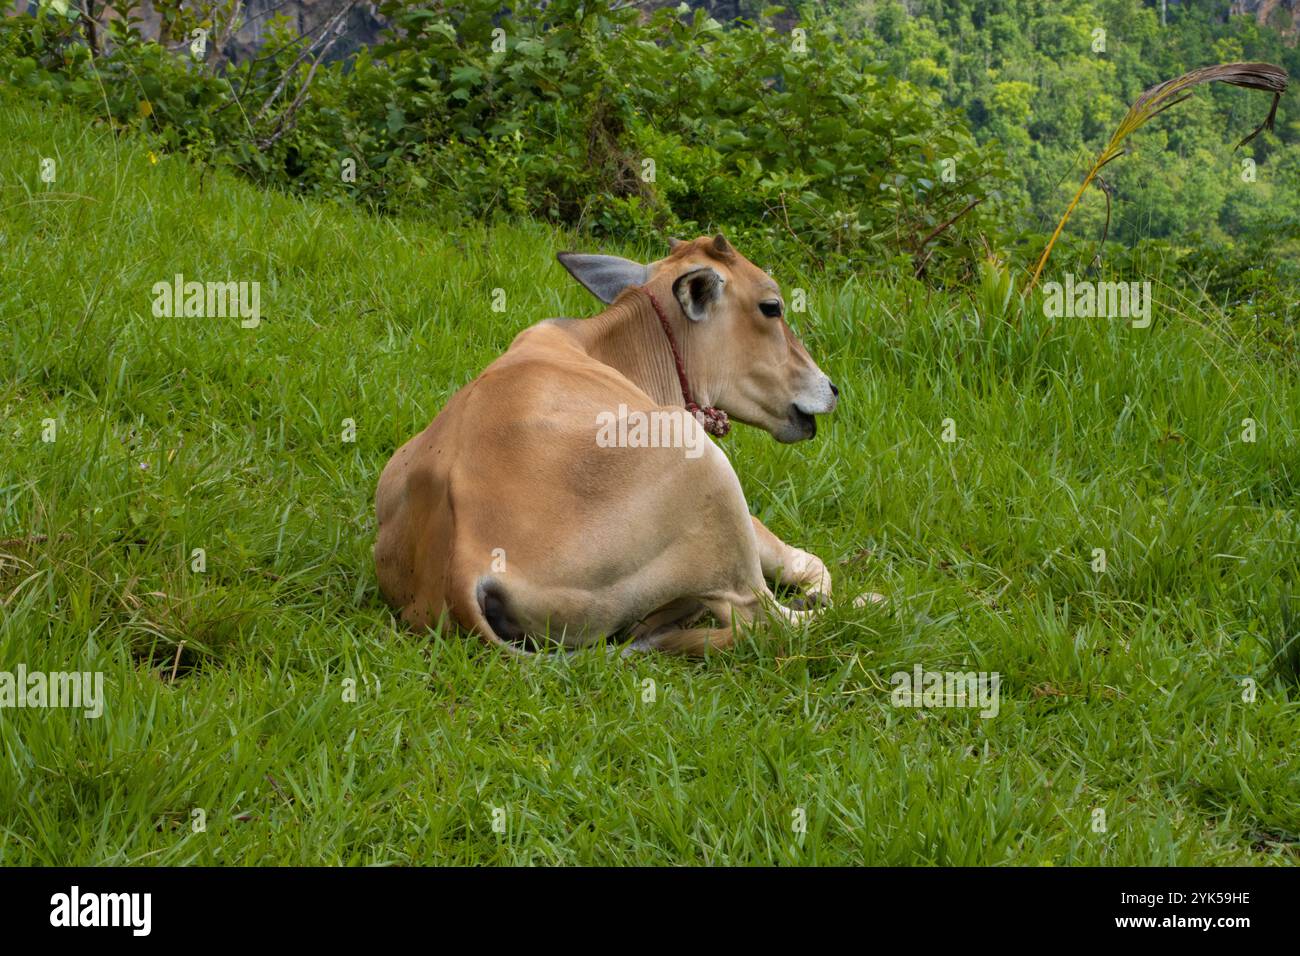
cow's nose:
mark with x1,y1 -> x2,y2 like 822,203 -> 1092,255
830,382 -> 840,398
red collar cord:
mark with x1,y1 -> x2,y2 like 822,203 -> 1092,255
643,290 -> 730,437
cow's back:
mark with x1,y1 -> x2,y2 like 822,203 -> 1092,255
374,322 -> 751,644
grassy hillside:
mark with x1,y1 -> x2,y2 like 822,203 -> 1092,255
1,95 -> 1297,865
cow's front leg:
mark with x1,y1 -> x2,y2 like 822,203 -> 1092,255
750,517 -> 887,609
751,516 -> 831,605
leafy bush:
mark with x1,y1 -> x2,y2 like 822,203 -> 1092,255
0,0 -> 1010,279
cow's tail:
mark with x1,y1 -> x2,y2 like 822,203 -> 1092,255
453,576 -> 538,657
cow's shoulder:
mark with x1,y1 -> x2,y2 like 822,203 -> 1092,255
471,321 -> 647,409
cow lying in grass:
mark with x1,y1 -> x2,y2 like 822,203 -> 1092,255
375,234 -> 876,655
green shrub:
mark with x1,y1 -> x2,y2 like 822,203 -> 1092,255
0,0 -> 1010,280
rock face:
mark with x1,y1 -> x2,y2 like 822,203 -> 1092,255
5,1 -> 793,59
5,0 -> 386,62
215,0 -> 386,63
8,1 -> 1295,57
1231,0 -> 1298,36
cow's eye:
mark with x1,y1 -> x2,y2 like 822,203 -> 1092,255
759,300 -> 783,318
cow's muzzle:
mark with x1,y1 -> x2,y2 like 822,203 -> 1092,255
774,377 -> 837,443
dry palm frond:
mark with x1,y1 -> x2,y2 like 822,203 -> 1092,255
1025,62 -> 1288,293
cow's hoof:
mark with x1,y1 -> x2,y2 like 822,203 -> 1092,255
786,591 -> 831,612
852,592 -> 887,608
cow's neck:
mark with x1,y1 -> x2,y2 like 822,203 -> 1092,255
573,291 -> 707,410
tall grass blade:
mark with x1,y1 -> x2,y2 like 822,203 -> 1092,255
1024,62 -> 1288,293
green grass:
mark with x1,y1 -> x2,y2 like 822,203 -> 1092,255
1,94 -> 1298,866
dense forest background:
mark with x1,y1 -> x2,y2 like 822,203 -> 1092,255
3,0 -> 1298,320
826,1 -> 1300,250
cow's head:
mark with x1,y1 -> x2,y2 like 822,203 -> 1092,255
557,234 -> 838,443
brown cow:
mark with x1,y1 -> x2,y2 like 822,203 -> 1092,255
374,234 -> 878,655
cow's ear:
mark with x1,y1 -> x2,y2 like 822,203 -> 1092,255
556,252 -> 648,304
672,265 -> 725,322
